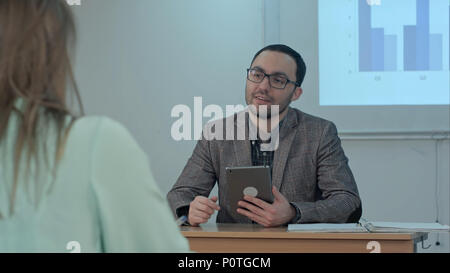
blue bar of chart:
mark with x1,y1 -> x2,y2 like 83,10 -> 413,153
403,0 -> 439,70
359,0 -> 394,71
318,0 -> 450,105
359,0 -> 447,72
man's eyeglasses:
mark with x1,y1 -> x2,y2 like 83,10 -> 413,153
247,68 -> 299,90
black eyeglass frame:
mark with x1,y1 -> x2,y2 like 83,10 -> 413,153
246,68 -> 300,90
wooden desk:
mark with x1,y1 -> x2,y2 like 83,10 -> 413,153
181,224 -> 427,253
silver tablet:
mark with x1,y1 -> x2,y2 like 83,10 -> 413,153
225,166 -> 274,213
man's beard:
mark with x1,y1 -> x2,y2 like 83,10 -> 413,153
249,104 -> 288,119
246,90 -> 294,119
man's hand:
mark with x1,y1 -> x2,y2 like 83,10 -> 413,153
236,186 -> 295,227
188,196 -> 220,226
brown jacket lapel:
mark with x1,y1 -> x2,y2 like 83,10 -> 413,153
232,111 -> 252,166
272,108 -> 299,190
231,108 -> 300,190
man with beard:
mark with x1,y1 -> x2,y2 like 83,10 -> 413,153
167,44 -> 362,227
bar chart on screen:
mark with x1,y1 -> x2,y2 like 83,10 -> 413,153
318,0 -> 450,106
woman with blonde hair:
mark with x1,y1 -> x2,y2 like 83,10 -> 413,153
0,0 -> 189,252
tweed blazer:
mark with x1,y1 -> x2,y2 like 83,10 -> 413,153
167,107 -> 361,224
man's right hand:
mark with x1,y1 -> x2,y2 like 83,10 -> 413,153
188,196 -> 220,226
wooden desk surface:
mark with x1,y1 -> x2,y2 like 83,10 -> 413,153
181,223 -> 427,253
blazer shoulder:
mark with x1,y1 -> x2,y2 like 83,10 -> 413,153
291,108 -> 335,129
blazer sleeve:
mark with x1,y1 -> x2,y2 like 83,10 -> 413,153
294,121 -> 362,223
166,136 -> 218,217
91,117 -> 190,252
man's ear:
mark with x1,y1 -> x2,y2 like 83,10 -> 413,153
291,87 -> 303,102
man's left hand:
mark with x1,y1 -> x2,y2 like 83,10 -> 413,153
236,186 -> 295,227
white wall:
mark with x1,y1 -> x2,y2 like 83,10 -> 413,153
341,137 -> 450,252
71,0 -> 449,252
278,0 -> 449,252
72,0 -> 263,195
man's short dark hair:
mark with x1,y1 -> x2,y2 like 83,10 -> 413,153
250,44 -> 306,87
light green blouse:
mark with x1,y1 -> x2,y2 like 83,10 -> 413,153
0,112 -> 190,252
